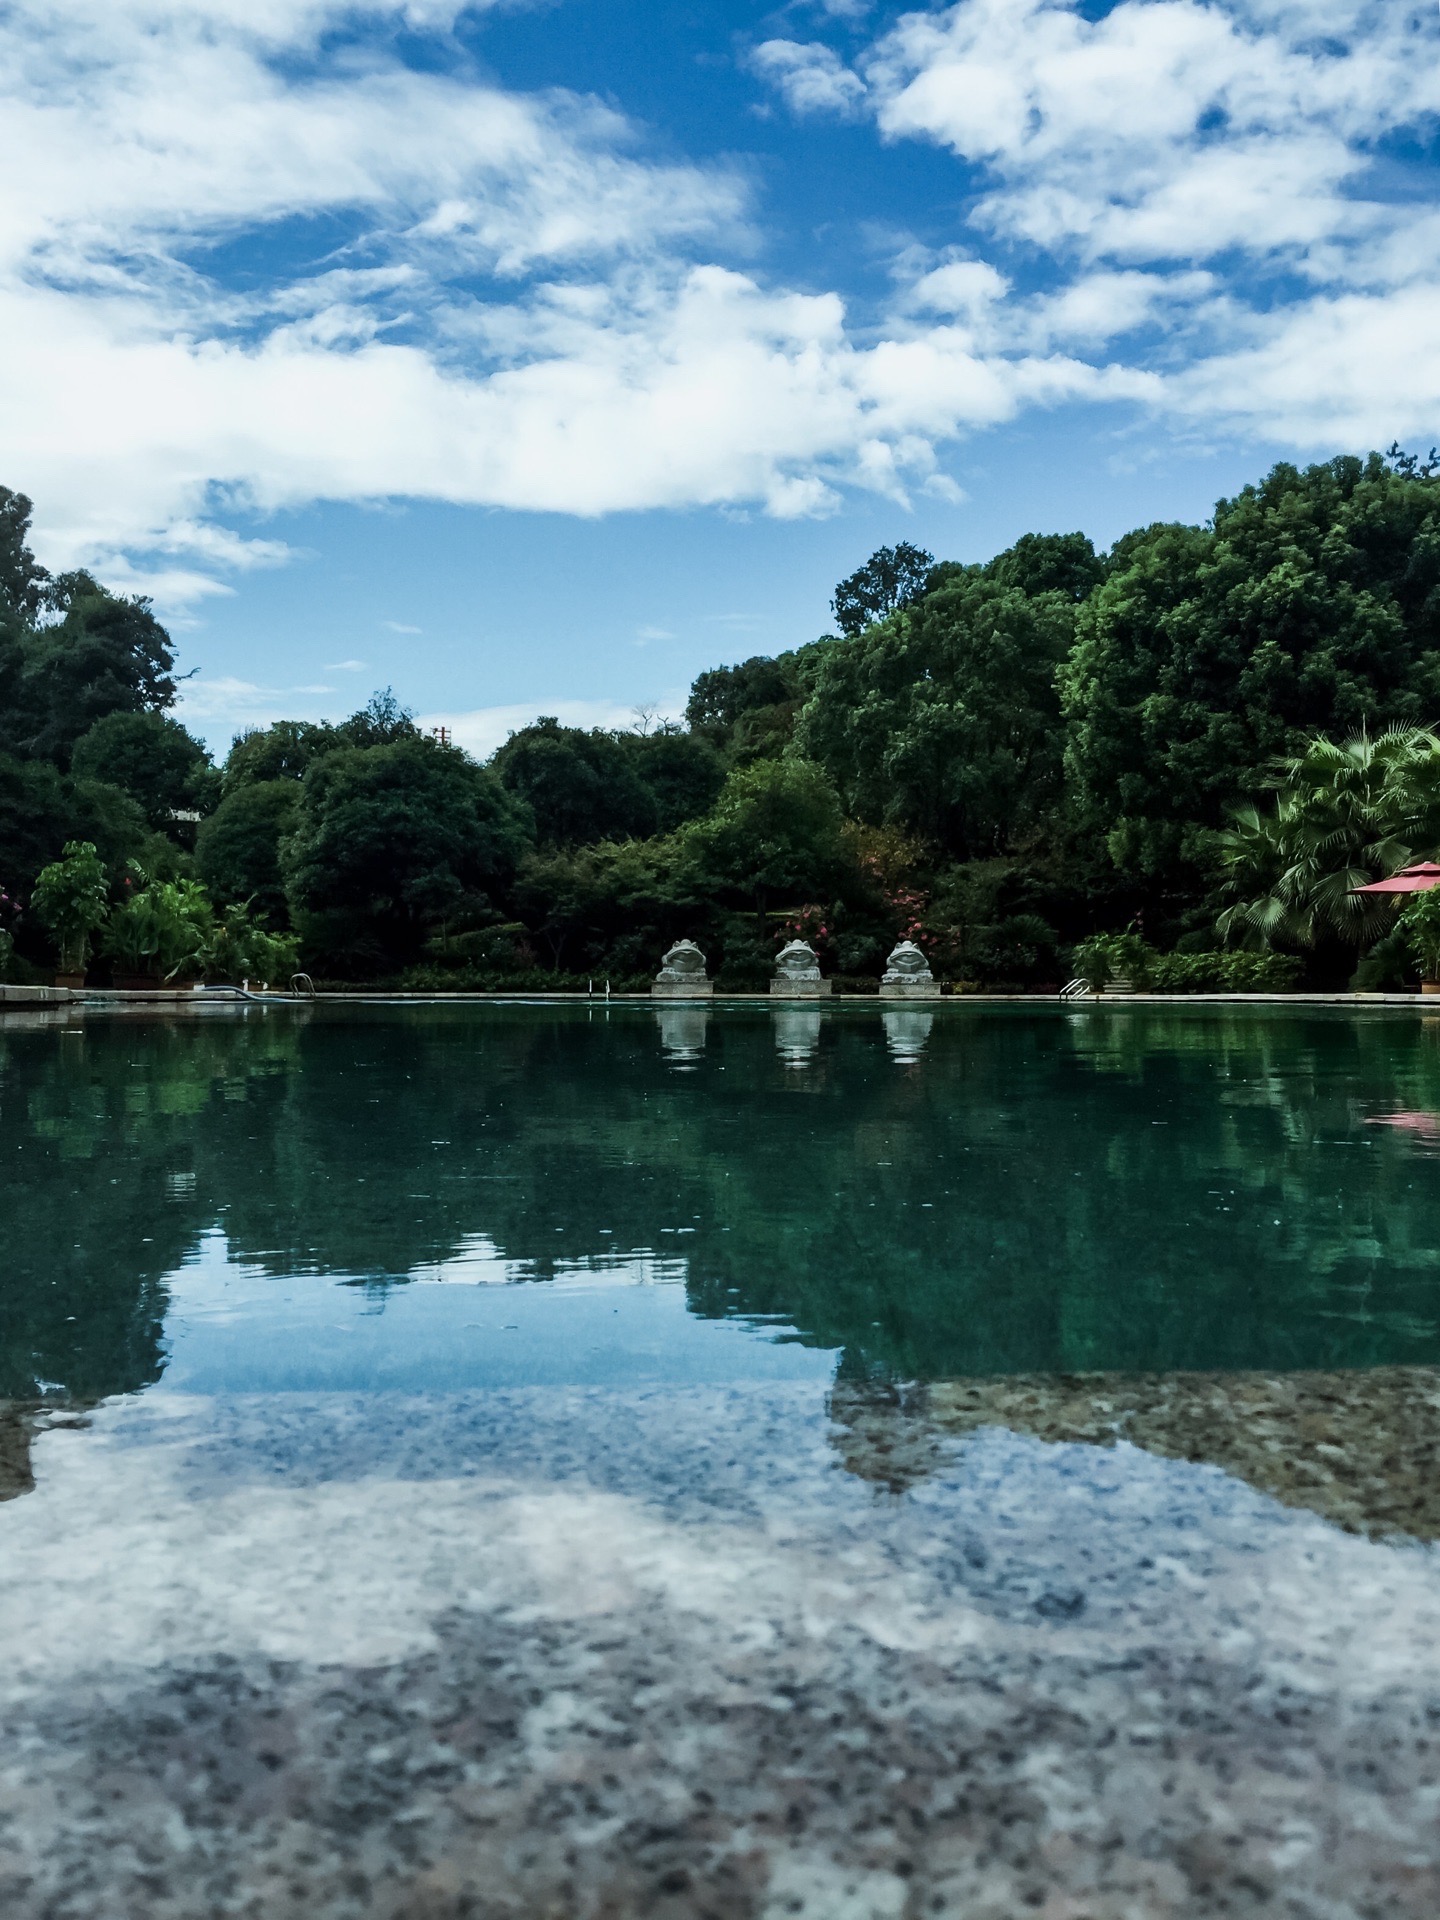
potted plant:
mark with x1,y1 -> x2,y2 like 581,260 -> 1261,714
29,841 -> 110,987
1401,888 -> 1440,992
103,868 -> 214,989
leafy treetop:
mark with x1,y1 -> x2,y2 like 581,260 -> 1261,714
831,543 -> 935,637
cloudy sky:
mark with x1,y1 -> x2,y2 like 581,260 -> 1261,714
9,0 -> 1440,752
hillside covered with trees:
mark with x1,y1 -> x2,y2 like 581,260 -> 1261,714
4,447 -> 1440,993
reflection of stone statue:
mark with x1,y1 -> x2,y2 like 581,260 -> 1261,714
770,939 -> 832,998
879,940 -> 940,999
773,1007 -> 824,1066
652,939 -> 713,999
655,1005 -> 710,1065
882,1009 -> 934,1063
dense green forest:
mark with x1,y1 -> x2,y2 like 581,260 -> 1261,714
3,447 -> 1440,992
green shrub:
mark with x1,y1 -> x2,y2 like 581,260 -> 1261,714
1071,937 -> 1302,993
1071,931 -> 1151,990
1400,888 -> 1440,983
30,840 -> 110,974
421,923 -> 534,970
1147,950 -> 1303,992
827,974 -> 880,995
390,966 -> 651,995
1351,929 -> 1413,991
103,870 -> 214,980
205,902 -> 299,986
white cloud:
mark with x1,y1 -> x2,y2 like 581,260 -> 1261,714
865,0 -> 1440,272
175,673 -> 330,734
1173,283 -> 1440,448
1018,270 -> 1218,351
8,259 -> 1124,591
850,0 -> 1440,448
327,657 -> 371,668
901,257 -> 1009,325
6,0 -> 1439,622
0,0 -> 1144,609
418,699 -> 683,762
750,41 -> 866,116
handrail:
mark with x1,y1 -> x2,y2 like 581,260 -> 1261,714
290,972 -> 317,999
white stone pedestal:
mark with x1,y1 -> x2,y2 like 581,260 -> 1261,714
878,981 -> 944,1000
770,977 -> 833,997
652,981 -> 714,999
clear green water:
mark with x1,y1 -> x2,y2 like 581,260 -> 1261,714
5,1000 -> 1440,1405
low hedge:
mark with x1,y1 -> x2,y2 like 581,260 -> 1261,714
1145,951 -> 1304,993
1072,936 -> 1304,993
315,968 -> 652,995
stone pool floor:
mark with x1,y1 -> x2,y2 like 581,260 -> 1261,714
2,1381 -> 1439,1918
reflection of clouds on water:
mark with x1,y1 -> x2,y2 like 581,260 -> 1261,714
9,1387 -> 1440,1920
883,1010 -> 933,1064
654,1007 -> 710,1068
773,1008 -> 824,1068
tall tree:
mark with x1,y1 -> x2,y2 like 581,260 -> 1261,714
282,735 -> 533,968
336,687 -> 417,749
223,720 -> 340,791
0,752 -> 153,907
679,759 -> 849,915
0,488 -> 49,621
492,719 -> 658,846
1063,454 -> 1440,881
795,540 -> 1092,856
685,655 -> 799,735
196,780 -> 301,925
831,543 -> 935,637
983,530 -> 1107,603
17,585 -> 179,763
71,711 -> 217,831
622,729 -> 726,833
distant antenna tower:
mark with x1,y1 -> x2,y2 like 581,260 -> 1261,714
430,725 -> 451,747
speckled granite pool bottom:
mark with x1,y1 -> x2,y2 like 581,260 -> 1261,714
833,1366 -> 1440,1541
3,1382 -> 1439,1920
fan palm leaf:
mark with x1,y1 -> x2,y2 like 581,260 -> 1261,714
1214,726 -> 1440,950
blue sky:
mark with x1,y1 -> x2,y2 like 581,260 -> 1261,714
7,0 -> 1439,754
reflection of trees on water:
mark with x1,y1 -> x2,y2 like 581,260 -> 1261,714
7,1005 -> 1440,1407
0,1013 -> 305,1402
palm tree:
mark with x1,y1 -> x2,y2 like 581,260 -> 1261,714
1215,726 -> 1440,949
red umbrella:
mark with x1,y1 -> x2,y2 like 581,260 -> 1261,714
1351,860 -> 1440,895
